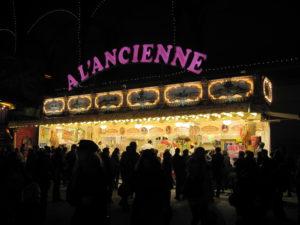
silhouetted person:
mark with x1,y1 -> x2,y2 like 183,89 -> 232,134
18,172 -> 41,225
284,151 -> 296,197
162,149 -> 174,225
67,140 -> 108,225
182,149 -> 190,199
222,150 -> 232,191
271,149 -> 288,222
119,142 -> 140,211
111,148 -> 120,189
101,147 -> 113,203
172,148 -> 185,200
182,149 -> 190,164
51,147 -> 64,201
0,146 -> 25,225
64,144 -> 77,185
257,149 -> 276,221
296,158 -> 300,224
184,147 -> 212,225
256,151 -> 264,167
211,147 -> 224,197
131,149 -> 170,225
234,151 -> 245,178
31,148 -> 52,222
26,147 -> 38,174
233,151 -> 259,225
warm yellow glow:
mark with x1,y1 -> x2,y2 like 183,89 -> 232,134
127,87 -> 160,109
27,111 -> 261,128
43,97 -> 65,115
223,120 -> 232,125
208,76 -> 254,100
144,125 -> 154,129
236,112 -> 245,117
100,125 -> 107,129
95,91 -> 123,110
134,124 -> 142,129
164,82 -> 203,106
67,94 -> 92,113
263,77 -> 273,104
175,122 -> 194,128
0,101 -> 15,110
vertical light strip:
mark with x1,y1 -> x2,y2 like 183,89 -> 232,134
12,0 -> 17,54
77,0 -> 81,64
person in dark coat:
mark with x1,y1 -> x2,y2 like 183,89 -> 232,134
233,151 -> 260,225
131,149 -> 170,225
162,149 -> 174,225
51,146 -> 64,201
182,149 -> 190,199
172,148 -> 185,200
256,149 -> 275,221
296,158 -> 300,224
101,147 -> 113,203
271,149 -> 288,222
211,147 -> 224,197
0,146 -> 25,225
32,149 -> 52,222
234,151 -> 245,178
119,142 -> 140,211
67,140 -> 108,225
64,144 -> 77,185
183,147 -> 213,225
111,148 -> 120,189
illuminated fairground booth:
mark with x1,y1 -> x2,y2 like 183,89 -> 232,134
10,75 -> 273,160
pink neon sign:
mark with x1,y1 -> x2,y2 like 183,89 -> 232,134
67,44 -> 207,91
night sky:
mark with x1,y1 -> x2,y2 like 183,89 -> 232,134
1,0 -> 300,107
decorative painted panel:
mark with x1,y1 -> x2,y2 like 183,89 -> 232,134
164,82 -> 203,106
67,94 -> 92,113
43,98 -> 65,115
127,87 -> 160,109
95,91 -> 123,111
208,76 -> 254,102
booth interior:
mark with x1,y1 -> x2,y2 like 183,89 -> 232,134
37,112 -> 269,161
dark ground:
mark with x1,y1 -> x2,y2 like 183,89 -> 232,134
44,183 -> 298,225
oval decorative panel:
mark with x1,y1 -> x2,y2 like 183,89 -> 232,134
43,98 -> 65,115
127,87 -> 160,109
95,91 -> 123,111
164,82 -> 203,106
67,95 -> 92,113
208,76 -> 254,102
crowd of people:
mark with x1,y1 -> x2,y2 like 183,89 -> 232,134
0,141 -> 299,225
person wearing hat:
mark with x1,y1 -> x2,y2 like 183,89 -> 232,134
67,140 -> 108,225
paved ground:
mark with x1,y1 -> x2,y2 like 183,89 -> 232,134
45,184 -> 299,225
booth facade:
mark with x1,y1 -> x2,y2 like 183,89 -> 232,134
10,75 -> 273,160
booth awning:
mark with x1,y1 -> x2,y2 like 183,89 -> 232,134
265,111 -> 300,120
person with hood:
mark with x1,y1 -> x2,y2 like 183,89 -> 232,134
67,140 -> 108,225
